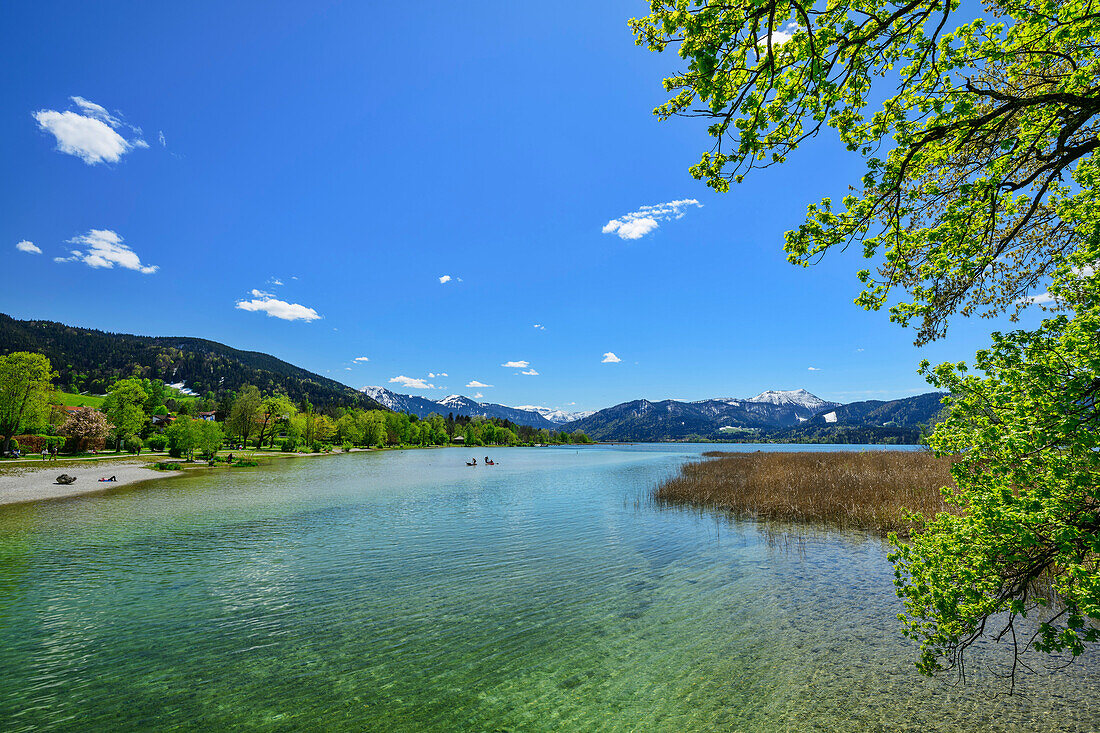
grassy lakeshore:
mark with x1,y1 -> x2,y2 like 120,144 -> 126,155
655,450 -> 956,537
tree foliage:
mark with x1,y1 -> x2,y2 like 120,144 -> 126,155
631,0 -> 1100,679
102,378 -> 149,450
0,352 -> 55,452
227,385 -> 262,445
631,0 -> 1100,343
166,416 -> 224,461
892,264 -> 1100,680
59,407 -> 111,450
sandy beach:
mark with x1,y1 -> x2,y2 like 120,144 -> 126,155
0,461 -> 178,506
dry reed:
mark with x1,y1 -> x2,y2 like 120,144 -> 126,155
655,450 -> 957,537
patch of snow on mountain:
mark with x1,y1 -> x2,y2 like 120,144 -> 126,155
823,411 -> 838,423
168,382 -> 198,397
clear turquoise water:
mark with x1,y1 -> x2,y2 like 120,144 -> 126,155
0,444 -> 1096,731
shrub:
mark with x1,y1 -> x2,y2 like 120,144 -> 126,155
152,461 -> 184,471
342,441 -> 352,452
281,439 -> 298,453
147,434 -> 168,451
124,435 -> 143,454
168,447 -> 183,459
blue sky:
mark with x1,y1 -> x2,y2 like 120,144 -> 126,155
0,1 -> 1047,412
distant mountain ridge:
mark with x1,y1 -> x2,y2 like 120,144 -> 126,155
0,314 -> 385,412
361,387 -> 559,429
561,389 -> 945,442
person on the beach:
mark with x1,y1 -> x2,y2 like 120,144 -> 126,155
42,448 -> 48,461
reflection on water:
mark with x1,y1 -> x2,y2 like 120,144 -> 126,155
0,445 -> 1096,731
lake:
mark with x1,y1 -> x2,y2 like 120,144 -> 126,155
0,444 -> 1096,731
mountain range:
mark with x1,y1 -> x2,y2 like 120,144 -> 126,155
560,389 -> 946,442
1,313 -> 946,442
361,387 -> 566,430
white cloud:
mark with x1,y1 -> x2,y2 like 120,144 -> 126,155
439,372 -> 448,377
601,352 -> 622,363
472,392 -> 484,398
533,323 -> 545,330
353,356 -> 370,363
439,275 -> 453,284
501,360 -> 529,368
236,292 -> 321,321
15,240 -> 41,254
807,366 -> 821,371
158,130 -> 166,147
601,199 -> 703,240
268,277 -> 284,286
466,380 -> 492,388
54,229 -> 158,273
1021,292 -> 1058,305
389,375 -> 437,390
521,369 -> 539,376
33,97 -> 146,165
762,21 -> 799,44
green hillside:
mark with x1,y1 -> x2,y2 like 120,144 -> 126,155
0,314 -> 385,412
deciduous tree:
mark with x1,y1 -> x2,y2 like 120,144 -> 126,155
0,352 -> 55,453
102,378 -> 149,451
59,407 -> 111,452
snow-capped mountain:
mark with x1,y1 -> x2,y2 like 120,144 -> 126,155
359,387 -> 557,429
746,389 -> 838,412
513,405 -> 596,425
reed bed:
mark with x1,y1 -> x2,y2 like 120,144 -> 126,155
656,450 -> 957,537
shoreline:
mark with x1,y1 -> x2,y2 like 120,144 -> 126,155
0,460 -> 183,507
0,444 -> 474,507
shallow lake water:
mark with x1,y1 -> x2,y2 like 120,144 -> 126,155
0,444 -> 1096,731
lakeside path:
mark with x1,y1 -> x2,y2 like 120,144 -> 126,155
0,460 -> 175,506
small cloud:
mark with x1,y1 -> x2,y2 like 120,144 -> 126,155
763,21 -> 799,44
521,369 -> 539,376
807,366 -> 821,371
267,277 -> 284,286
601,352 -> 622,363
601,199 -> 702,240
389,375 -> 437,390
345,367 -> 352,371
472,392 -> 484,399
533,324 -> 545,330
1020,292 -> 1057,305
15,240 -> 41,254
439,372 -> 448,377
439,275 -> 453,284
158,130 -> 166,147
33,96 -> 146,165
353,356 -> 370,363
856,348 -> 864,352
55,229 -> 158,273
236,291 -> 321,321
501,360 -> 529,368
466,380 -> 492,388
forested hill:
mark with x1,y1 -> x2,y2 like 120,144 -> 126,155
0,314 -> 385,411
